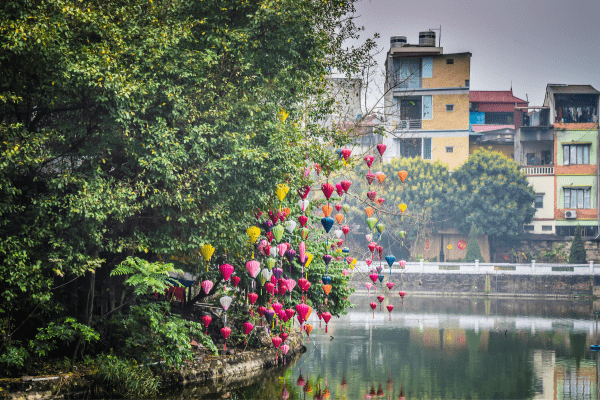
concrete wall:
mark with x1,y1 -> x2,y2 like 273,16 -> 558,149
411,231 -> 490,262
470,143 -> 514,159
422,93 -> 470,130
423,54 -> 470,89
431,135 -> 469,171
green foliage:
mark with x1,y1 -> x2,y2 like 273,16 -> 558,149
464,224 -> 484,262
93,353 -> 161,399
0,342 -> 29,374
113,302 -> 215,365
569,226 -> 587,264
452,150 -> 536,237
111,257 -> 184,296
30,317 -> 99,358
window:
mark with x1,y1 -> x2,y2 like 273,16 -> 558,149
564,187 -> 591,209
523,225 -> 534,232
446,58 -> 454,64
469,102 -> 478,112
446,104 -> 454,112
398,138 -> 431,160
556,225 -> 597,237
563,144 -> 590,165
465,79 -> 470,87
445,146 -> 454,153
542,225 -> 553,232
534,194 -> 544,209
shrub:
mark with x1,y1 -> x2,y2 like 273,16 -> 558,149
464,224 -> 484,262
569,226 -> 587,264
93,354 -> 160,399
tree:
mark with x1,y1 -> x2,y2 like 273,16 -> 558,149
568,226 -> 587,264
341,156 -> 454,260
0,0 -> 376,372
464,224 -> 484,262
452,149 -> 536,256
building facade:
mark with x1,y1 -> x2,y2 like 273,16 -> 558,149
382,32 -> 472,171
516,84 -> 600,237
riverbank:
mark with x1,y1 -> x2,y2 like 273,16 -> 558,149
0,331 -> 306,400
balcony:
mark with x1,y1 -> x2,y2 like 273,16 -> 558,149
521,166 -> 554,176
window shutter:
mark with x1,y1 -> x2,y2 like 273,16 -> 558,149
421,57 -> 433,78
423,138 -> 432,160
422,95 -> 432,120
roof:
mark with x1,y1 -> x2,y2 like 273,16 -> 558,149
554,122 -> 599,130
471,124 -> 515,133
469,91 -> 527,104
547,84 -> 600,95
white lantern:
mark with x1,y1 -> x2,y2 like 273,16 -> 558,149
334,229 -> 343,239
270,246 -> 278,258
261,268 -> 272,282
220,295 -> 233,324
298,199 -> 309,212
285,220 -> 297,234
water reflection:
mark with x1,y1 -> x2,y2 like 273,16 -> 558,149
166,296 -> 600,399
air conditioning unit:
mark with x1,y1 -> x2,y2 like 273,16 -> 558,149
565,210 -> 577,219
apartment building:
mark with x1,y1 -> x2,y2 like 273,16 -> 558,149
515,84 -> 600,236
382,31 -> 472,170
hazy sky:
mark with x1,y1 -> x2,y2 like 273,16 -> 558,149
351,0 -> 600,105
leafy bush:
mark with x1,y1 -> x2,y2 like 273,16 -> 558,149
30,317 -> 99,358
113,302 -> 216,367
0,342 -> 29,375
93,354 -> 160,399
111,257 -> 184,296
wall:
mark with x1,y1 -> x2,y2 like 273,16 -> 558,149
469,143 -> 514,159
530,175 -> 555,220
422,93 -> 470,130
431,135 -> 469,170
411,231 -> 490,262
423,54 -> 470,89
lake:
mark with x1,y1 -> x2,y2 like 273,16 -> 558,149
170,294 -> 600,399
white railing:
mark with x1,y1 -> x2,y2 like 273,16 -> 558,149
354,260 -> 596,275
521,166 -> 554,175
399,119 -> 422,130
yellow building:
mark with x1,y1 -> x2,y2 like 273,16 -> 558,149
384,32 -> 471,170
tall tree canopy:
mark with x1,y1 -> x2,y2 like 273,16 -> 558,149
452,149 -> 536,237
0,0 -> 376,363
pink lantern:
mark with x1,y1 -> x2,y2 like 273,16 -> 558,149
399,290 -> 406,306
322,311 -> 332,333
220,327 -> 231,351
364,155 -> 374,168
219,264 -> 234,282
399,259 -> 406,269
296,303 -> 310,323
299,242 -> 306,264
386,304 -> 394,320
272,302 -> 283,315
246,260 -> 260,278
369,302 -> 377,318
277,243 -> 287,257
377,143 -> 387,156
280,344 -> 290,365
369,273 -> 378,284
365,282 -> 372,294
201,315 -> 212,335
201,280 -> 213,295
231,276 -> 241,287
242,322 -> 254,345
377,295 -> 385,311
340,180 -> 352,193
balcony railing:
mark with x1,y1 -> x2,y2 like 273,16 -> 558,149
521,166 -> 554,175
399,119 -> 422,130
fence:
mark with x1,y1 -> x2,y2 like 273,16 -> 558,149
354,260 -> 597,275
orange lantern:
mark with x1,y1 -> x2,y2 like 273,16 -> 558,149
323,284 -> 332,296
305,306 -> 313,320
398,170 -> 408,183
282,207 -> 291,217
335,213 -> 344,224
364,206 -> 374,218
322,204 -> 333,217
304,324 -> 313,342
376,172 -> 386,184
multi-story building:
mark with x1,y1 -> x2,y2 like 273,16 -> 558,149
382,32 -> 472,170
515,84 -> 600,236
469,90 -> 528,158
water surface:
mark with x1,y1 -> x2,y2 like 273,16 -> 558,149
171,295 -> 600,399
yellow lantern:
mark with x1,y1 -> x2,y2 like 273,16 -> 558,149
398,203 -> 407,221
246,226 -> 260,244
199,243 -> 215,272
275,183 -> 289,201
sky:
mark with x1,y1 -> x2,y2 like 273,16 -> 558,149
350,0 -> 600,106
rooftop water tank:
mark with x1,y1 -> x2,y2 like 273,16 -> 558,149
390,36 -> 407,49
419,31 -> 436,47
